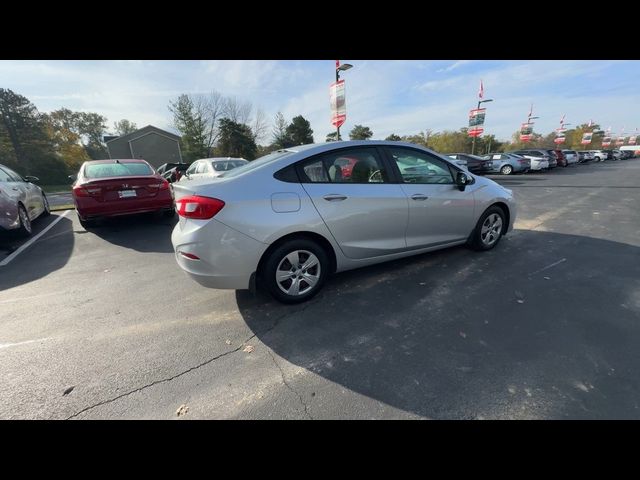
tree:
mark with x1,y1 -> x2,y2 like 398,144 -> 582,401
385,134 -> 402,141
223,96 -> 252,125
285,115 -> 314,145
251,108 -> 269,145
349,125 -> 373,140
217,118 -> 257,159
0,89 -> 69,182
113,119 -> 138,136
78,112 -> 108,159
0,88 -> 48,174
168,94 -> 208,162
272,112 -> 293,149
325,132 -> 339,142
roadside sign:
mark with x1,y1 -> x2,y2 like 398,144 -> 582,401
330,80 -> 346,128
468,108 -> 486,127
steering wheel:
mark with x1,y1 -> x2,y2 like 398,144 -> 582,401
369,170 -> 384,183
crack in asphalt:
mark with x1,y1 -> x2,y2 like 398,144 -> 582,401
66,295 -> 323,420
267,349 -> 313,420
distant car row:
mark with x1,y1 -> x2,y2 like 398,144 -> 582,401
446,148 -> 637,175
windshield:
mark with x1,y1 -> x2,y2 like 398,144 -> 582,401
84,162 -> 153,179
212,160 -> 248,172
219,150 -> 295,178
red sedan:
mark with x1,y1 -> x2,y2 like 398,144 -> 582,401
72,159 -> 174,228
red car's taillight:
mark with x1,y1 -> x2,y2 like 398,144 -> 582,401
176,196 -> 225,219
73,185 -> 102,197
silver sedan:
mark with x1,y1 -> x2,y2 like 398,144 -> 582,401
171,141 -> 517,303
0,164 -> 50,237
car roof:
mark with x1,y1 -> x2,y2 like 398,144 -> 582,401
85,159 -> 148,164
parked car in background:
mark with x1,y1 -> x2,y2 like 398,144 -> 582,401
547,149 -> 567,167
481,153 -> 530,175
445,153 -> 490,174
509,151 -> 549,171
513,149 -> 555,168
562,150 -> 580,165
71,159 -> 174,229
600,150 -> 615,161
0,164 -> 50,237
171,141 -> 517,303
577,151 -> 595,163
589,150 -> 607,162
157,162 -> 189,183
181,157 -> 249,181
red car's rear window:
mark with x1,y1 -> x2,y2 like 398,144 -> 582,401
85,162 -> 153,179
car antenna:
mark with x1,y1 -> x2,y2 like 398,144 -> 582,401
115,159 -> 121,163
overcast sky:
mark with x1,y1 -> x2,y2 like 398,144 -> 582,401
1,60 -> 638,142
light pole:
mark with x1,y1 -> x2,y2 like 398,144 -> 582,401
471,98 -> 493,155
335,62 -> 353,140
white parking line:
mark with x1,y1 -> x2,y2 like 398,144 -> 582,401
0,338 -> 50,349
0,211 -> 70,267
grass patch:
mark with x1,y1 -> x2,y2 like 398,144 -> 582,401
51,204 -> 74,212
41,184 -> 72,193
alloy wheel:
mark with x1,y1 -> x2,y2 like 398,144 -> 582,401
275,250 -> 321,296
480,213 -> 502,247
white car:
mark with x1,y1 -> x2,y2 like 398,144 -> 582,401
181,157 -> 248,181
562,150 -> 579,165
589,150 -> 607,162
514,153 -> 548,171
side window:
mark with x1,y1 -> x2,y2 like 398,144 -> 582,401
388,147 -> 454,184
298,148 -> 389,184
2,166 -> 23,182
196,162 -> 208,174
186,162 -> 198,175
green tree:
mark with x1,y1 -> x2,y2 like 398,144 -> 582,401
168,94 -> 208,161
0,89 -> 69,182
271,112 -> 293,149
349,125 -> 373,140
325,132 -> 339,142
217,118 -> 258,159
285,115 -> 314,145
385,133 -> 402,141
113,119 -> 138,136
77,112 -> 108,159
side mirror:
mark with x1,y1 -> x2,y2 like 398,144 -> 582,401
68,174 -> 77,182
456,171 -> 469,191
24,175 -> 39,183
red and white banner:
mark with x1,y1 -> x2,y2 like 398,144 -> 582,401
330,80 -> 346,128
616,137 -> 625,146
602,137 -> 612,147
468,108 -> 486,127
629,136 -> 637,145
554,136 -> 566,144
468,127 -> 484,137
581,132 -> 593,145
478,80 -> 484,100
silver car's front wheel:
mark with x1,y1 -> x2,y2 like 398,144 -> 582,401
470,206 -> 506,251
263,238 -> 329,304
480,213 -> 503,247
17,204 -> 32,237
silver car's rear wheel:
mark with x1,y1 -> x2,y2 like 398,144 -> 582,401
262,238 -> 329,304
275,250 -> 321,296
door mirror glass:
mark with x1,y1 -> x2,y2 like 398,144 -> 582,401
456,171 -> 469,191
24,175 -> 39,183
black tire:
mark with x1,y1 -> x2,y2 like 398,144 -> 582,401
500,164 -> 513,175
469,206 -> 506,251
16,204 -> 33,238
78,215 -> 96,229
41,193 -> 51,217
261,238 -> 330,304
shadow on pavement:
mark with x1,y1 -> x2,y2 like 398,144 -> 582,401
82,212 -> 177,253
0,215 -> 75,289
236,230 -> 640,419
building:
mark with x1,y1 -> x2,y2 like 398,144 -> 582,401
105,125 -> 182,169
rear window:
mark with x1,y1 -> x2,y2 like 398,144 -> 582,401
212,160 -> 248,171
84,162 -> 153,179
219,150 -> 295,178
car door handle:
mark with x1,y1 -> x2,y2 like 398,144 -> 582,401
411,194 -> 429,201
323,194 -> 347,202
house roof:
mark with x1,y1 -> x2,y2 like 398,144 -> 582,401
106,125 -> 180,144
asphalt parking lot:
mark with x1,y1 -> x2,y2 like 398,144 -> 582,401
1,160 -> 639,419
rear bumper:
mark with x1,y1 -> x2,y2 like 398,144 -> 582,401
171,217 -> 268,290
75,193 -> 174,219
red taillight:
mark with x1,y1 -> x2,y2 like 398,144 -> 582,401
176,195 -> 225,219
73,186 -> 101,197
160,179 -> 170,190
179,251 -> 200,260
